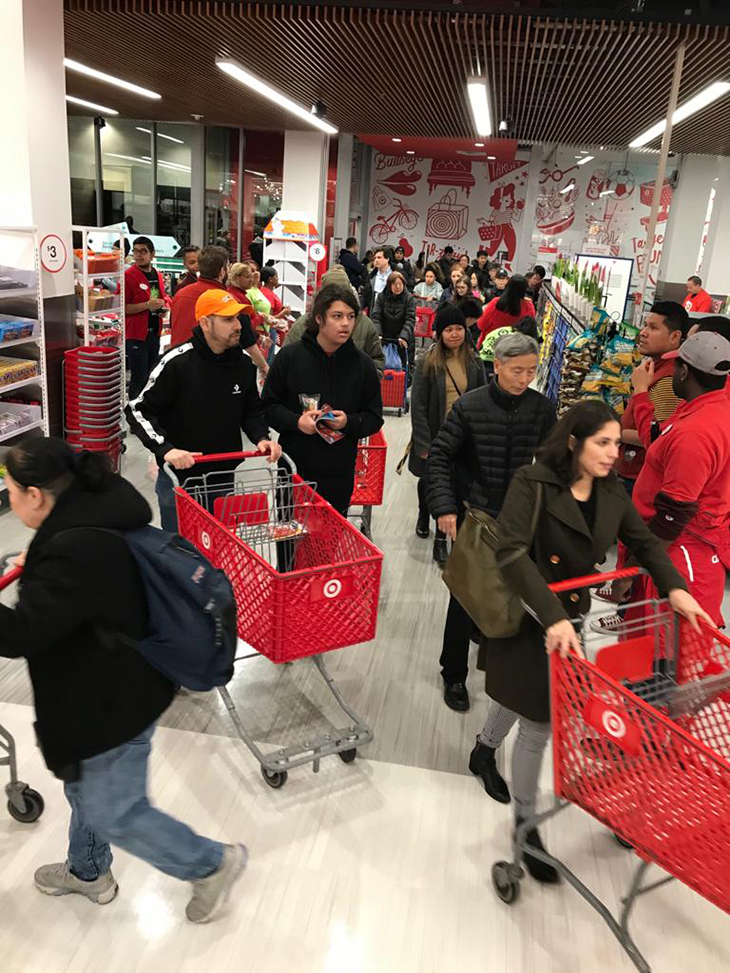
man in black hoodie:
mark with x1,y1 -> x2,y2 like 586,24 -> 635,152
126,288 -> 281,531
262,284 -> 383,514
338,237 -> 366,289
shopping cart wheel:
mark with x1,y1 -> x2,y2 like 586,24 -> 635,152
7,787 -> 44,823
339,748 -> 357,764
397,408 -> 403,417
614,832 -> 634,850
491,862 -> 520,904
261,767 -> 287,789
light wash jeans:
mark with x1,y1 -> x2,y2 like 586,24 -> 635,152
64,724 -> 224,882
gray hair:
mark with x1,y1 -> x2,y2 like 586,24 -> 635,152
493,332 -> 539,361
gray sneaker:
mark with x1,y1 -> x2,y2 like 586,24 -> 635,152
186,844 -> 248,924
34,862 -> 118,904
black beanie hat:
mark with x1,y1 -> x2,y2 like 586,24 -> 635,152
434,303 -> 466,339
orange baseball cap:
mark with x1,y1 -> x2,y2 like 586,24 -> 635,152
195,289 -> 247,320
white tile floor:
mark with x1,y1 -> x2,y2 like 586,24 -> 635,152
2,700 -> 730,973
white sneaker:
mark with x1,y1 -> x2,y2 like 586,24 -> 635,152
590,613 -> 625,634
186,844 -> 248,924
34,862 -> 118,904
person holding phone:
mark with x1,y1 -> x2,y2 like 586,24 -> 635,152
262,284 -> 383,515
470,400 -> 709,884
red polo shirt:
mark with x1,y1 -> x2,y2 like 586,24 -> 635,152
683,289 -> 713,313
123,264 -> 169,342
632,389 -> 730,547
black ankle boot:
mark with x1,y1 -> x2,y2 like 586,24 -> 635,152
515,818 -> 561,884
433,538 -> 447,566
468,738 -> 511,803
415,510 -> 430,538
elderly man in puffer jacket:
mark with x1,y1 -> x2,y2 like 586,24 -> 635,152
284,266 -> 385,376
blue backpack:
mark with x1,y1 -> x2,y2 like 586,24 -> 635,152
97,527 -> 237,691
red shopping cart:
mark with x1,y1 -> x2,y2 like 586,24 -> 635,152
414,303 -> 435,339
170,451 -> 383,788
492,568 -> 730,973
349,431 -> 388,539
0,566 -> 45,822
381,341 -> 408,416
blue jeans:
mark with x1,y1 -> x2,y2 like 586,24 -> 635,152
155,468 -> 178,533
64,724 -> 224,882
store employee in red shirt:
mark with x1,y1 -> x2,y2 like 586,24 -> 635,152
124,236 -> 171,399
683,274 -> 713,313
630,331 -> 730,625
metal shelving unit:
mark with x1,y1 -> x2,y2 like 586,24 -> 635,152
0,225 -> 50,495
73,225 -> 126,348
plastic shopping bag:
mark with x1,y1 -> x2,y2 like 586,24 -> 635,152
384,342 -> 402,372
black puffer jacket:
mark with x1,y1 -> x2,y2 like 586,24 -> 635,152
427,379 -> 556,518
0,474 -> 176,778
371,290 -> 416,343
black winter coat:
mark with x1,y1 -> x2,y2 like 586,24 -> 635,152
0,475 -> 176,778
408,353 -> 486,479
392,259 -> 415,289
484,463 -> 686,721
371,291 -> 416,343
262,331 -> 383,485
338,248 -> 366,289
427,379 -> 556,519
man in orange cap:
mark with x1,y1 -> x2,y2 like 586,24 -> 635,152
127,289 -> 281,531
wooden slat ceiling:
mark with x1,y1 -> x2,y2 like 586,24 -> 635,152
64,2 -> 730,155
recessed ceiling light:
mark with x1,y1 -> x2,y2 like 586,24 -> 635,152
467,77 -> 492,137
66,94 -> 118,115
64,58 -> 160,99
630,81 -> 730,147
475,142 -> 485,147
392,138 -> 402,143
487,155 -> 496,160
216,59 -> 337,134
136,126 -> 184,144
577,155 -> 595,166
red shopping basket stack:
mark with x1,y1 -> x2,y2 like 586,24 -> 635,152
64,345 -> 124,472
351,431 -> 387,508
414,305 -> 435,339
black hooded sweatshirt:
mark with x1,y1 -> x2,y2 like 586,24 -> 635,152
261,330 -> 383,481
0,474 -> 175,778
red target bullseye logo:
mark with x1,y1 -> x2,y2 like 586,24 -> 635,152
200,530 -> 212,552
323,579 -> 342,599
602,709 -> 626,739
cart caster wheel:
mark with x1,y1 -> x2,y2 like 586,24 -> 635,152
614,832 -> 633,849
339,748 -> 357,764
7,788 -> 44,823
397,409 -> 402,417
261,767 -> 288,789
492,862 -> 520,904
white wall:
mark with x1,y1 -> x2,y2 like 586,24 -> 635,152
659,155 -> 722,283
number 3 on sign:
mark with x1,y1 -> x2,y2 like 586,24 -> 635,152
40,234 -> 68,274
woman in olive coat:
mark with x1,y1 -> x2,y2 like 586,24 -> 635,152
468,401 -> 710,883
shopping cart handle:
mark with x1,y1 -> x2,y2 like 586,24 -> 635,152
163,448 -> 295,487
0,566 -> 22,591
548,567 -> 643,594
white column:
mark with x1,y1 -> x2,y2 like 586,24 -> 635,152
701,157 -> 730,296
659,155 -> 722,284
0,0 -> 74,301
282,131 -> 329,233
333,133 -> 354,242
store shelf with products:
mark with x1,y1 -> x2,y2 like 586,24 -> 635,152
263,213 -> 320,317
73,225 -> 126,348
536,284 -> 640,417
0,226 -> 50,498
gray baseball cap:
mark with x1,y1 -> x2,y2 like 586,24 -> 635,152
663,331 -> 730,376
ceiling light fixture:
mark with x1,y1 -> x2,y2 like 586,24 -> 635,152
66,94 -> 118,115
467,77 -> 492,137
577,155 -> 595,165
600,189 -> 615,197
487,155 -> 496,160
406,151 -> 415,155
105,152 -> 149,165
474,142 -> 485,147
64,58 -> 161,99
136,126 -> 184,144
630,81 -> 730,148
392,137 -> 402,143
141,156 -> 191,172
560,183 -> 576,194
216,58 -> 338,134
245,169 -> 267,177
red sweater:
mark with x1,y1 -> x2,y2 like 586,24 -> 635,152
476,297 -> 535,348
123,265 -> 169,342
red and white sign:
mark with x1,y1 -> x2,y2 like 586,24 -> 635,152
309,242 -> 327,263
40,234 -> 68,274
583,696 -> 643,757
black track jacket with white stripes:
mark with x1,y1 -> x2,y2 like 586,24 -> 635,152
125,325 -> 270,465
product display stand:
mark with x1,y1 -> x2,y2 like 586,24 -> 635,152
536,285 -> 584,403
0,226 -> 50,498
73,225 -> 125,348
262,211 -> 320,316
